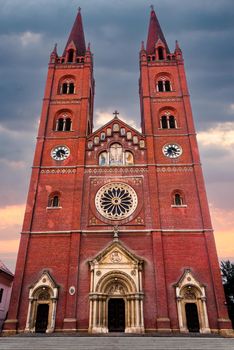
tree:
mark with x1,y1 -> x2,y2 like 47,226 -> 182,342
220,260 -> 234,328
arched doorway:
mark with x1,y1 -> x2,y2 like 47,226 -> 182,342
108,298 -> 125,332
175,269 -> 210,334
185,303 -> 200,332
35,304 -> 49,333
25,271 -> 59,333
89,240 -> 145,333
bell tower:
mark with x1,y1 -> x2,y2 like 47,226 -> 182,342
139,6 -> 231,333
4,8 -> 95,333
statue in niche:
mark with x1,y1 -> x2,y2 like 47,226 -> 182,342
109,143 -> 123,166
125,151 -> 134,165
99,152 -> 107,166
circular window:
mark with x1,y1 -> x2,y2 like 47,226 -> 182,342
95,182 -> 138,221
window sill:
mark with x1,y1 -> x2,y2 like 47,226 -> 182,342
158,127 -> 178,130
171,205 -> 187,208
46,206 -> 62,210
54,130 -> 74,132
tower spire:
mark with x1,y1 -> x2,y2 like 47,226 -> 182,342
63,7 -> 86,56
146,6 -> 169,54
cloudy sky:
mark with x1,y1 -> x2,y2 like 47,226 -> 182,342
0,0 -> 234,271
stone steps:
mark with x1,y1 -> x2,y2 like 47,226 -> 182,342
0,336 -> 234,350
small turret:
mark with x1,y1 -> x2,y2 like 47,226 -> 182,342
49,43 -> 58,64
174,40 -> 183,60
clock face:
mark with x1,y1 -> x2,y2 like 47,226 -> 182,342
163,143 -> 182,158
51,146 -> 70,161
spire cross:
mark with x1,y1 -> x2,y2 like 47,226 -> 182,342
113,110 -> 119,118
78,6 -> 81,12
150,4 -> 154,11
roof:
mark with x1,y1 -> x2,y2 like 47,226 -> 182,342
146,7 -> 170,54
89,116 -> 143,139
63,8 -> 86,56
0,260 -> 14,277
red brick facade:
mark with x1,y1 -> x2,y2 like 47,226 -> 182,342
3,8 -> 232,334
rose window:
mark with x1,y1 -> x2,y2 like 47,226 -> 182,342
95,183 -> 138,220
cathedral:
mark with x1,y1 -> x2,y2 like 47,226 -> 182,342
3,7 -> 232,334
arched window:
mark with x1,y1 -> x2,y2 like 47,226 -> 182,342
64,118 -> 72,131
174,193 -> 183,206
165,80 -> 171,92
157,80 -> 164,92
57,118 -> 64,131
169,115 -> 176,129
158,47 -> 164,60
69,83 -> 74,94
161,116 -> 168,129
157,78 -> 172,92
68,49 -> 74,63
160,114 -> 177,129
55,116 -> 72,131
60,81 -> 75,95
48,194 -> 60,208
62,83 -> 68,94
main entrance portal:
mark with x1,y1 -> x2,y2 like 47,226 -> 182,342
108,298 -> 125,332
88,240 -> 145,333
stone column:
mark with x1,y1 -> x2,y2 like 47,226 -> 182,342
88,299 -> 93,332
201,297 -> 211,333
131,298 -> 135,328
135,297 -> 140,328
25,299 -> 33,332
140,298 -> 144,329
93,298 -> 97,330
49,299 -> 57,332
176,297 -> 184,332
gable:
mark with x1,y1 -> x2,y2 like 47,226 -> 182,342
87,117 -> 146,151
90,240 -> 143,266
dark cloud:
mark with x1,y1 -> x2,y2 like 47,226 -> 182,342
0,0 -> 233,213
